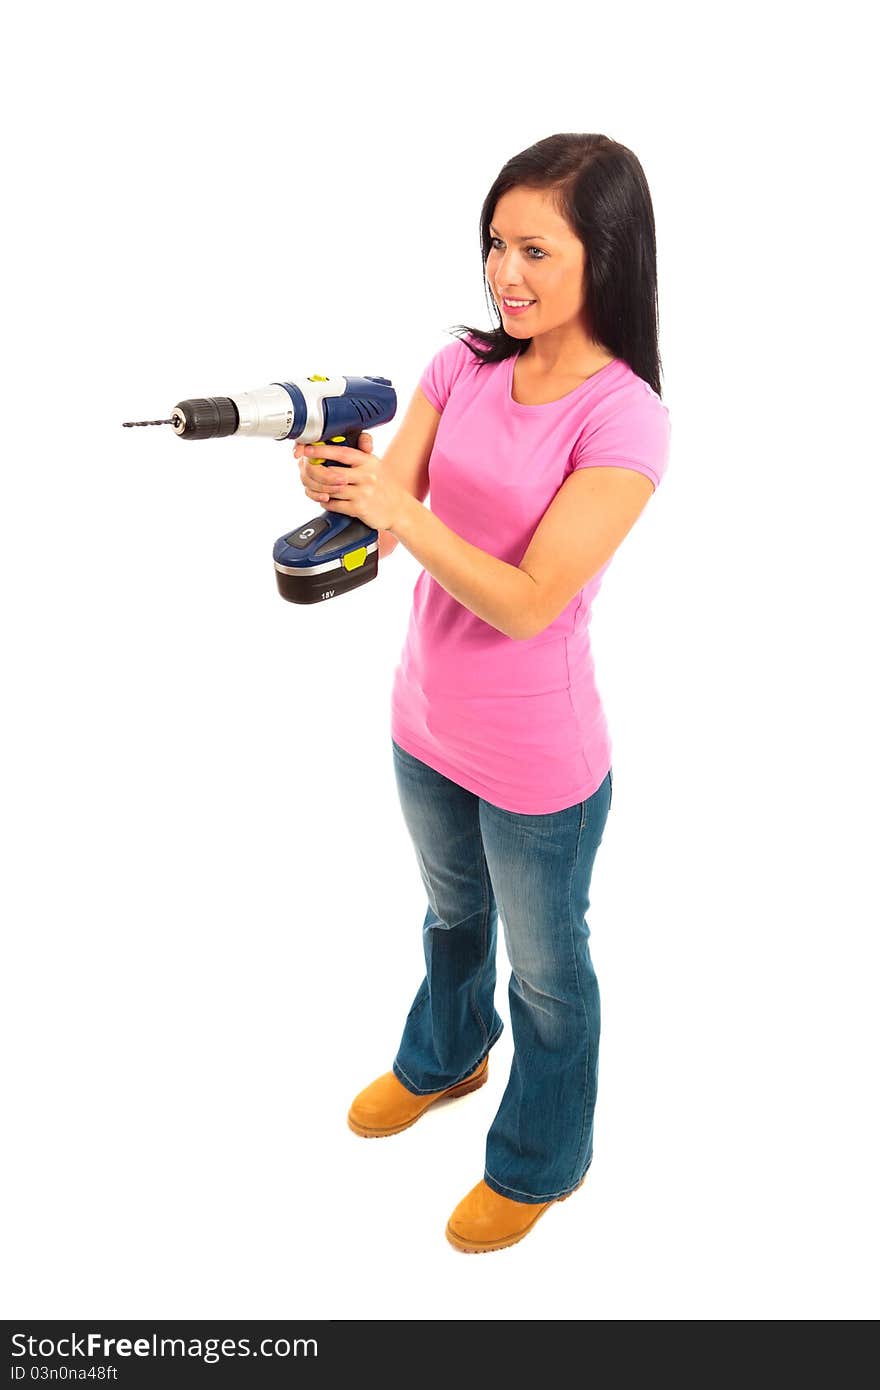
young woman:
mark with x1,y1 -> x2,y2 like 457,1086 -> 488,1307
296,132 -> 671,1253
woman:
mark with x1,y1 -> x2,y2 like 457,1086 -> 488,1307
296,133 -> 671,1253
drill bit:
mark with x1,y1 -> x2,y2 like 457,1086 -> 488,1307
121,418 -> 174,428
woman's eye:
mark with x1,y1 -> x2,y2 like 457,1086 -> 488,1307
488,237 -> 545,259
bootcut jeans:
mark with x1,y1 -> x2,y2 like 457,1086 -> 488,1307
390,736 -> 612,1204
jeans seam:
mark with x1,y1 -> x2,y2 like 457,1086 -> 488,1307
483,1158 -> 592,1203
566,798 -> 591,1188
393,1021 -> 503,1095
466,851 -> 492,1048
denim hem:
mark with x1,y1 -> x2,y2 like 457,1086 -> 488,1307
392,1022 -> 504,1096
483,1157 -> 592,1205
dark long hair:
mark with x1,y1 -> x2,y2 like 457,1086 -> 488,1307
448,133 -> 664,397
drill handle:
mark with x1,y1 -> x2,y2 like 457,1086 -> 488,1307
310,427 -> 370,470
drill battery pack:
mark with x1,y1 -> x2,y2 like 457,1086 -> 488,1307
273,512 -> 379,604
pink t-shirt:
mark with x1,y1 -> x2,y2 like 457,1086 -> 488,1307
390,334 -> 671,814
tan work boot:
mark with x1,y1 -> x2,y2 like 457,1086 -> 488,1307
445,1172 -> 588,1253
347,1055 -> 489,1138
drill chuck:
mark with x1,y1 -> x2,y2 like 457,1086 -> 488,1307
171,397 -> 239,439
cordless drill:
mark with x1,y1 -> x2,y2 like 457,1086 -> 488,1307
123,373 -> 397,604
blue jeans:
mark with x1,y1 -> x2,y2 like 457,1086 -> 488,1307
390,737 -> 612,1203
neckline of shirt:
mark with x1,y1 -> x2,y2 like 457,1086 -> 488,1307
505,351 -> 624,412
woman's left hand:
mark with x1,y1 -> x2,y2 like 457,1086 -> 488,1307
294,433 -> 406,533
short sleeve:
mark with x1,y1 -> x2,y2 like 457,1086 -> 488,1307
571,380 -> 671,490
418,336 -> 473,413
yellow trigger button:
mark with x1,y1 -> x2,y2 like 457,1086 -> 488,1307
331,435 -> 346,443
307,374 -> 330,382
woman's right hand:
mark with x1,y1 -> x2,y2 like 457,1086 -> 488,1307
294,431 -> 374,505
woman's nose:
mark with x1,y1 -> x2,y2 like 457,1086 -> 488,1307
495,248 -> 526,286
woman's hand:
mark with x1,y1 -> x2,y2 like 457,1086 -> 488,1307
294,431 -> 406,532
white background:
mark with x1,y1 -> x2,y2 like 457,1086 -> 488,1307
3,0 -> 877,1322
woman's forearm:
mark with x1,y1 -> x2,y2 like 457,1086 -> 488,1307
388,493 -> 535,640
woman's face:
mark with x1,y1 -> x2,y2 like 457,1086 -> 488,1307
486,186 -> 588,341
